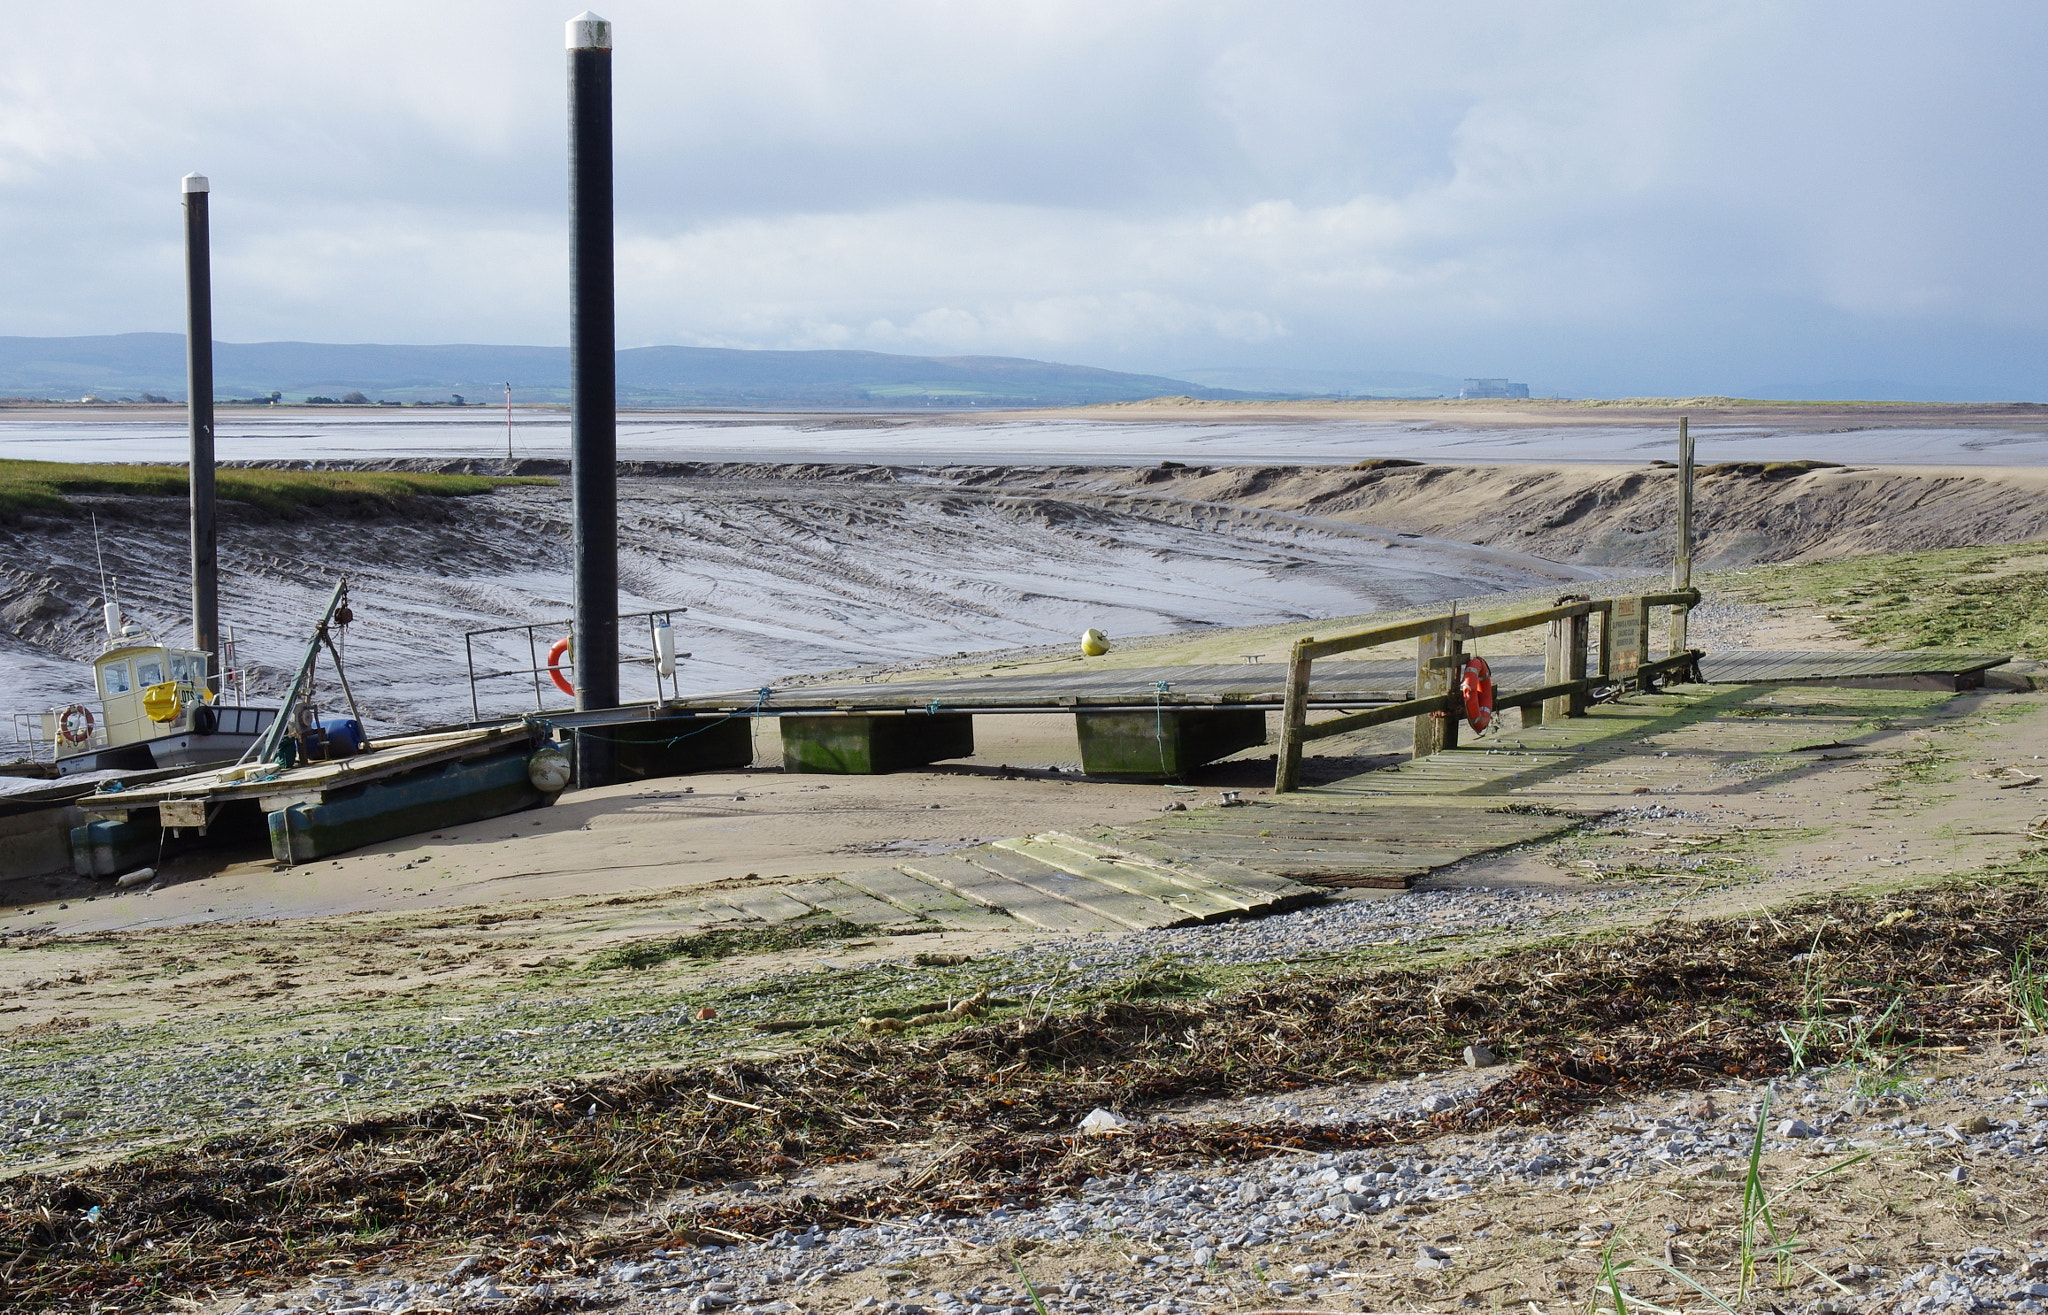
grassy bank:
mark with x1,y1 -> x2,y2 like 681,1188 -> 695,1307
1716,539 -> 2048,657
0,459 -> 552,515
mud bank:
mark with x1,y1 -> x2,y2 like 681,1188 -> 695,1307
0,465 -> 1586,730
1018,459 -> 2048,569
351,456 -> 2048,569
2,459 -> 2040,731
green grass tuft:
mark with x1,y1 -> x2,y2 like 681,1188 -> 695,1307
0,459 -> 551,515
1108,964 -> 1216,1000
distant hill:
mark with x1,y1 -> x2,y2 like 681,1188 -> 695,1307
1167,365 -> 1466,398
0,334 -> 1245,409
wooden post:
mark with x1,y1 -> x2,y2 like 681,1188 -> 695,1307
1538,616 -> 1566,725
1566,610 -> 1590,713
1413,620 -> 1461,757
1274,637 -> 1313,793
1670,415 -> 1694,654
1610,595 -> 1645,686
1597,601 -> 1614,681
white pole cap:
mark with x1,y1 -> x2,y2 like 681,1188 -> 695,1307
566,11 -> 611,49
182,173 -> 209,194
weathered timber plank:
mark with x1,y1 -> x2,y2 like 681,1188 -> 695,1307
1128,812 -> 1571,846
780,879 -> 932,927
897,854 -> 1128,932
1039,830 -> 1317,905
830,866 -> 1021,929
1065,829 -> 1308,896
961,846 -> 1195,930
992,837 -> 1250,921
1135,818 -> 1545,845
714,888 -> 824,924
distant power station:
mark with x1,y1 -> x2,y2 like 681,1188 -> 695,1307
1460,378 -> 1530,399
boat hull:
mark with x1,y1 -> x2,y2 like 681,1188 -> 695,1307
266,747 -> 551,864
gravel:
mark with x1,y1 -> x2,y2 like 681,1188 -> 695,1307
215,1052 -> 2048,1315
2,882 -> 1626,1167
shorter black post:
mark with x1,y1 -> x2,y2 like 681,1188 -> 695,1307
184,172 -> 218,686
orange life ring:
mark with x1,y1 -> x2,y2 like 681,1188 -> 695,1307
1460,655 -> 1496,732
546,635 -> 575,697
58,703 -> 95,744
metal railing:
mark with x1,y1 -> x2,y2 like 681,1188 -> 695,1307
1274,589 -> 1702,792
462,609 -> 692,721
11,712 -> 50,761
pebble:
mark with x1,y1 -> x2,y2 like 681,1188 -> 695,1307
1079,1108 -> 1130,1135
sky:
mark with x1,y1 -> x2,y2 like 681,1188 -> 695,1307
2,1 -> 2046,399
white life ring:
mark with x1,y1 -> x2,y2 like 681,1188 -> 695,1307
58,704 -> 95,744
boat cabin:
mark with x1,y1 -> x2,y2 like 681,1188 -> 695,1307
51,640 -> 213,759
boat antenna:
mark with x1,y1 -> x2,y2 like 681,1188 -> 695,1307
90,513 -> 120,640
91,512 -> 109,596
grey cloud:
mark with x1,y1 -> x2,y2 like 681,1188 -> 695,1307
1,0 -> 2046,396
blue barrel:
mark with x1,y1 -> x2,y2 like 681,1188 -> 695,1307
320,717 -> 367,756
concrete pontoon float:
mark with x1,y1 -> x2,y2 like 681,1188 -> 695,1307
74,722 -> 570,869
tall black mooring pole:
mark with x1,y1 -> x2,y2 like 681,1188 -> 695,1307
568,11 -> 618,780
183,172 -> 219,684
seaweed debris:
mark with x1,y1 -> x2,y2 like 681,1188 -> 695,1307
587,919 -> 884,971
3,870 -> 2042,1311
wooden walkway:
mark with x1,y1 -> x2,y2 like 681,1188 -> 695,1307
577,649 -> 2006,719
662,657 -> 1550,714
620,830 -> 1321,934
1698,649 -> 2009,687
1098,681 -> 1909,887
612,679 -> 1960,933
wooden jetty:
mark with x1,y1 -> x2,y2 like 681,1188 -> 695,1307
1698,649 -> 2011,691
536,676 -> 1929,952
536,591 -> 2009,790
50,577 -> 2012,885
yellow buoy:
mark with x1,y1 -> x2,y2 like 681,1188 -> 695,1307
141,680 -> 183,723
1080,628 -> 1111,657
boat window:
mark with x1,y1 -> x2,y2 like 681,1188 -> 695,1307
102,662 -> 132,695
169,655 -> 187,682
136,659 -> 165,687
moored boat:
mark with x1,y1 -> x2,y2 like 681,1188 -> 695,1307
39,585 -> 277,776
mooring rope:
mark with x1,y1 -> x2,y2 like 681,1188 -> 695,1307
535,686 -> 774,752
1154,679 -> 1172,776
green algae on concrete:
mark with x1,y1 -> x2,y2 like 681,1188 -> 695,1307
1073,707 -> 1266,779
779,712 -> 974,773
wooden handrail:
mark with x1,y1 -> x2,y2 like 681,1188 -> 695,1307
1463,598 -> 1606,640
1295,694 -> 1455,744
1297,613 -> 1462,662
1273,588 -> 1707,792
